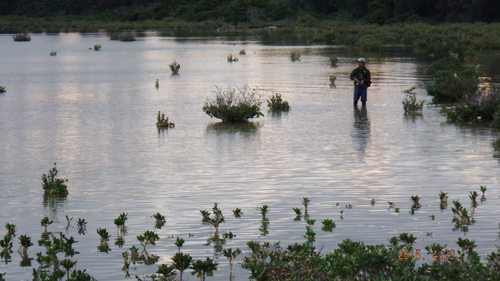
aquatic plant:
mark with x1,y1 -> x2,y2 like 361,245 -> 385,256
370,198 -> 376,206
402,86 -> 424,114
425,243 -> 447,261
398,233 -> 417,249
153,212 -> 166,229
18,235 -> 33,255
480,185 -> 487,200
258,205 -> 269,220
427,56 -> 479,103
227,54 -> 238,62
0,86 -> 5,93
289,50 -> 300,62
60,258 -> 77,280
222,247 -> 241,280
469,191 -> 479,208
190,257 -> 218,281
155,263 -> 177,281
155,79 -> 159,88
0,235 -> 13,252
321,219 -> 336,232
202,85 -> 263,122
137,230 -> 160,251
266,93 -> 290,111
49,51 -> 57,56
172,252 -> 192,280
156,111 -> 175,128
302,197 -> 311,217
259,217 -> 270,236
40,217 -> 53,233
174,237 -> 185,252
93,44 -> 102,51
411,195 -> 421,209
169,60 -> 180,75
329,74 -> 337,87
239,49 -> 246,55
110,33 -> 136,41
13,33 -> 30,41
41,163 -> 68,195
456,237 -> 477,262
96,228 -> 111,245
232,208 -> 242,218
114,212 -> 128,233
76,218 -> 87,234
4,223 -> 15,236
330,56 -> 338,67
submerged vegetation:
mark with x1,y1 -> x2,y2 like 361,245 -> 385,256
266,93 -> 290,112
12,33 -> 30,41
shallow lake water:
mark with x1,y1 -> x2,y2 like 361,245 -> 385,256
0,33 -> 499,280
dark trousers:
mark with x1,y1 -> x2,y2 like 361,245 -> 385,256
353,86 -> 367,103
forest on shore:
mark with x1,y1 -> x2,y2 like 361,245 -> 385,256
1,0 -> 499,25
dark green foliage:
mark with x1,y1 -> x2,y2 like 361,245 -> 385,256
12,33 -> 30,41
427,57 -> 480,103
156,111 -> 175,128
110,33 -> 136,41
203,85 -> 263,122
267,93 -> 290,112
0,86 -> 5,93
41,163 -> 68,195
190,257 -> 218,281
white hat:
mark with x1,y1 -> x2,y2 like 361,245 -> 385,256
356,57 -> 365,63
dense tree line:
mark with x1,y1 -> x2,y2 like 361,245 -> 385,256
1,0 -> 499,24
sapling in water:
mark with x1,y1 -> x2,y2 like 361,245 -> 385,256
290,50 -> 300,62
41,163 -> 68,195
137,230 -> 160,252
227,54 -> 238,62
172,252 -> 192,281
232,208 -> 243,218
190,257 -> 218,281
40,217 -> 53,233
169,60 -> 181,75
4,223 -> 16,236
302,197 -> 311,217
174,237 -> 185,252
223,247 -> 241,280
321,219 -> 336,232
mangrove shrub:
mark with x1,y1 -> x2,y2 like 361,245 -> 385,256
426,57 -> 480,103
202,85 -> 263,122
41,163 -> 68,195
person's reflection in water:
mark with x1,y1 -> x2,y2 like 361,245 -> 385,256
352,104 -> 370,159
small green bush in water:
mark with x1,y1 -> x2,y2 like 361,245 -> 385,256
41,163 -> 68,195
267,93 -> 290,111
203,85 -> 263,122
156,111 -> 175,128
402,86 -> 424,114
13,33 -> 30,41
290,51 -> 301,62
0,86 -> 6,93
426,57 -> 480,103
110,33 -> 136,41
169,60 -> 180,75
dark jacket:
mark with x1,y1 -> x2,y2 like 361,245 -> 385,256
350,66 -> 371,87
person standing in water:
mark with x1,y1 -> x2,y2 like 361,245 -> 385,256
350,57 -> 371,106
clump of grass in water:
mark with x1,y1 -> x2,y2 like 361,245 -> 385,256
0,86 -> 6,93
